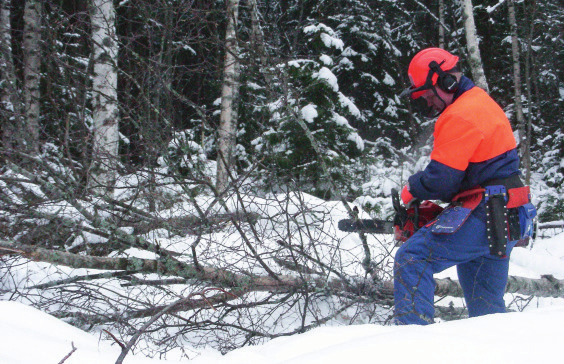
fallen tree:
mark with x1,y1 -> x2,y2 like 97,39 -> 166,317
0,152 -> 559,357
3,239 -> 562,301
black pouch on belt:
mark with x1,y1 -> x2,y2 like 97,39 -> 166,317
485,186 -> 509,257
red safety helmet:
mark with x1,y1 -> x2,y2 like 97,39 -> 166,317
406,48 -> 459,99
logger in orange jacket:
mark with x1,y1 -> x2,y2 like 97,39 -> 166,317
394,48 -> 535,324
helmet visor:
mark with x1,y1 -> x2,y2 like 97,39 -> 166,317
400,83 -> 433,100
410,96 -> 441,119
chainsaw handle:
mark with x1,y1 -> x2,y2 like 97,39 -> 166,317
392,188 -> 422,233
412,201 -> 420,232
392,188 -> 419,211
391,188 -> 402,213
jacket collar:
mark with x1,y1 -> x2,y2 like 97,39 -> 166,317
452,75 -> 475,102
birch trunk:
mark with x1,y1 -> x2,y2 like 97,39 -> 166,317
22,0 -> 42,153
508,0 -> 529,181
0,0 -> 21,151
523,1 -> 537,185
89,0 -> 119,197
216,0 -> 241,193
461,0 -> 489,91
438,0 -> 445,49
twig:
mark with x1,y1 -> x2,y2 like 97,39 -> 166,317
120,277 -> 188,287
103,329 -> 126,350
29,271 -> 134,290
0,247 -> 24,254
58,342 -> 77,364
114,288 -> 237,364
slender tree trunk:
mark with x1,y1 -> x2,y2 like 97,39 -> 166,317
461,0 -> 489,91
438,0 -> 445,49
508,0 -> 529,182
0,0 -> 21,152
249,0 -> 266,64
523,0 -> 537,185
249,0 -> 273,85
89,0 -> 119,197
216,0 -> 241,193
22,0 -> 42,154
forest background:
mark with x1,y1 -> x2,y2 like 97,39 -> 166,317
1,0 -> 563,361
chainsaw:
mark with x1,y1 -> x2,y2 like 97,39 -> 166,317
337,188 -> 444,242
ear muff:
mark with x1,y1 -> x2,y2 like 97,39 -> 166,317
438,72 -> 458,93
429,60 -> 458,93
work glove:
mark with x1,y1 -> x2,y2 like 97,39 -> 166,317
401,184 -> 414,206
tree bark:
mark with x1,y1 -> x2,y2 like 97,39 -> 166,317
0,240 -> 337,293
216,0 -> 241,193
523,0 -> 537,185
505,274 -> 564,297
0,0 -> 21,151
249,0 -> 269,71
438,0 -> 445,49
461,0 -> 489,91
508,0 -> 529,181
22,0 -> 42,154
89,0 -> 119,197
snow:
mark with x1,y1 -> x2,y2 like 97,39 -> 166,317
338,92 -> 362,118
197,308 -> 564,364
0,301 -> 161,364
2,229 -> 564,363
2,297 -> 564,363
319,54 -> 333,66
319,32 -> 344,50
382,72 -> 395,86
301,104 -> 318,123
314,67 -> 339,92
347,132 -> 364,151
1,186 -> 563,363
486,0 -> 506,14
303,24 -> 344,51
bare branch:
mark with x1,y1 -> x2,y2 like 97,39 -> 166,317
115,288 -> 236,364
57,342 -> 77,364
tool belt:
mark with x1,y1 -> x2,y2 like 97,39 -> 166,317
426,175 -> 536,257
482,175 -> 536,256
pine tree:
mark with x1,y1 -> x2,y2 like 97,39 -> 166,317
251,21 -> 365,197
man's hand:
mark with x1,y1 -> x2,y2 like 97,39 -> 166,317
401,184 -> 414,206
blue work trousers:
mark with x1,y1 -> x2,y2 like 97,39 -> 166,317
393,205 -> 517,324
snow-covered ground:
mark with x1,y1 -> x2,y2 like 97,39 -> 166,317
1,294 -> 563,363
2,230 -> 564,364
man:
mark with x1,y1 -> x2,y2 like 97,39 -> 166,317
394,48 -> 535,324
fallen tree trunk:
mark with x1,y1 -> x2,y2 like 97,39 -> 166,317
119,211 -> 262,235
2,240 -> 563,299
0,239 -> 347,294
505,274 -> 564,297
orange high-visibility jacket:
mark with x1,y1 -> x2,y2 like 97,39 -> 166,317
408,81 -> 520,201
